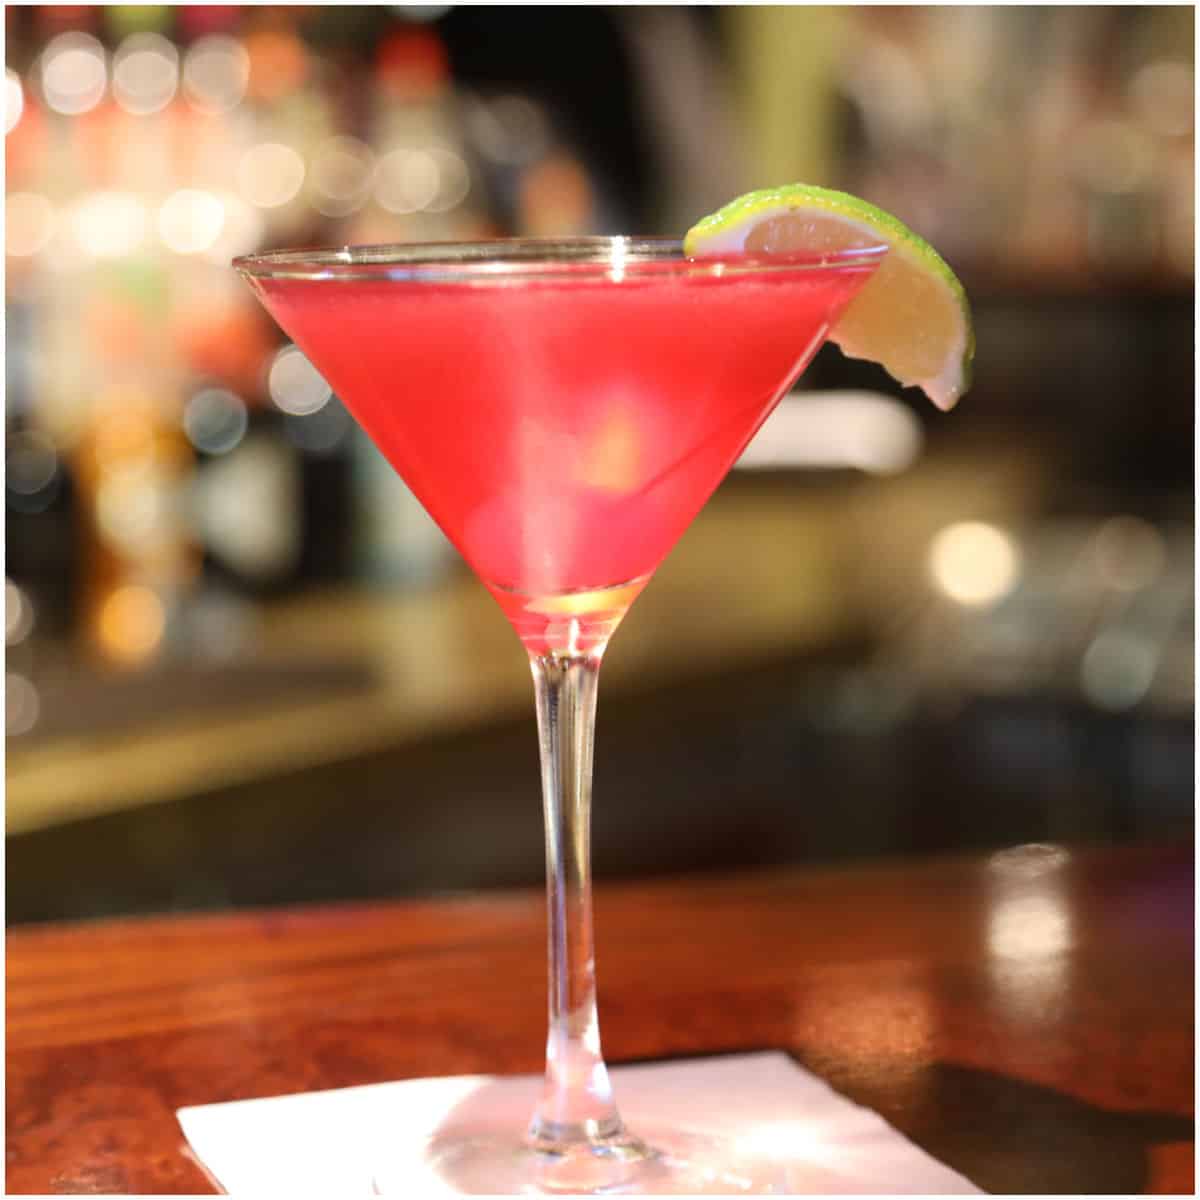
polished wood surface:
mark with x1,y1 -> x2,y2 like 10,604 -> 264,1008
7,843 -> 1192,1194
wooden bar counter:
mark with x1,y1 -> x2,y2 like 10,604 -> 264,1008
7,843 -> 1192,1194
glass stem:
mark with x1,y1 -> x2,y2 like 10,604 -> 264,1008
527,648 -> 628,1150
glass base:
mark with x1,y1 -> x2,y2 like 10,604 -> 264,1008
373,1129 -> 787,1194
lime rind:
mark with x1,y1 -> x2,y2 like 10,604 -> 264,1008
684,183 -> 974,409
688,184 -> 908,253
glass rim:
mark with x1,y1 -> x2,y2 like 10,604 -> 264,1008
232,236 -> 888,283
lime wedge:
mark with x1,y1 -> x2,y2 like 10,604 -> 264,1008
684,184 -> 974,410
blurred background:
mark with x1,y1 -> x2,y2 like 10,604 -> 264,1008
5,5 -> 1193,924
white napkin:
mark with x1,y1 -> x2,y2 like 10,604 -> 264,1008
177,1050 -> 980,1195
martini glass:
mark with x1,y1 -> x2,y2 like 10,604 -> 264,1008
235,237 -> 885,1194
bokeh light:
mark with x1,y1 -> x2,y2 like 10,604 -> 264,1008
6,579 -> 36,646
158,188 -> 226,254
97,584 -> 167,665
40,31 -> 107,116
425,147 -> 470,212
95,465 -> 172,554
182,34 -> 249,114
7,432 -> 60,514
6,673 -> 41,738
112,32 -> 178,115
5,68 -> 24,134
184,388 -> 249,456
1080,630 -> 1158,711
237,142 -> 306,209
309,135 -> 376,217
72,191 -> 148,259
375,148 -> 440,214
204,192 -> 264,263
6,193 -> 56,258
928,522 -> 1021,607
268,345 -> 332,415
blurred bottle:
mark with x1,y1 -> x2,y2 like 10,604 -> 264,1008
73,380 -> 197,669
186,381 -> 304,600
179,14 -> 356,596
353,26 -> 490,243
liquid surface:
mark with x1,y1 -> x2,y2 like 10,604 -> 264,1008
252,261 -> 874,653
